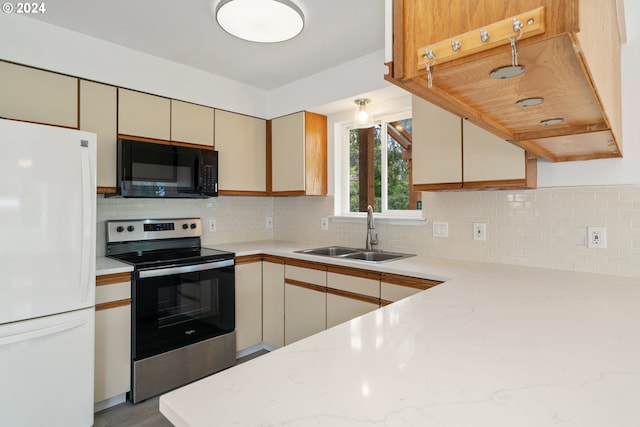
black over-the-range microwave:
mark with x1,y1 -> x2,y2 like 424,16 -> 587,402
117,138 -> 218,198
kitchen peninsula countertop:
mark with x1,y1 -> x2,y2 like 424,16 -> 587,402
160,240 -> 640,426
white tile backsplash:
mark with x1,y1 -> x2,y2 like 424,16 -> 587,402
96,196 -> 274,256
272,185 -> 640,278
97,185 -> 640,278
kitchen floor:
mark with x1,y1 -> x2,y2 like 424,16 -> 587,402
94,349 -> 269,426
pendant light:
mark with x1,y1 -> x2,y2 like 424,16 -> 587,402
215,0 -> 305,43
353,99 -> 374,128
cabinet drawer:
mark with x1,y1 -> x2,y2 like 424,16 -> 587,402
96,281 -> 131,306
327,272 -> 379,298
285,265 -> 326,287
380,274 -> 442,303
380,282 -> 423,303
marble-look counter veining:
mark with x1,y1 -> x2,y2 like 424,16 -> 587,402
160,240 -> 640,426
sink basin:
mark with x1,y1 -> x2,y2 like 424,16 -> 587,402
296,246 -> 360,257
342,251 -> 412,262
295,246 -> 414,263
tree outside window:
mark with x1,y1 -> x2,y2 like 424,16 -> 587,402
347,111 -> 420,215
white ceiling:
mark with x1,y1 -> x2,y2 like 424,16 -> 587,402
28,0 -> 386,90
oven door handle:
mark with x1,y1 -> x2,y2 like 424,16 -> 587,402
138,259 -> 234,278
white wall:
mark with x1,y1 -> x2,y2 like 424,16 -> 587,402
266,49 -> 391,119
0,13 -> 269,118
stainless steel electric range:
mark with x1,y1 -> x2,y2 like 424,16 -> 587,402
106,218 -> 236,403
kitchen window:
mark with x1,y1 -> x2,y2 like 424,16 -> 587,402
336,109 -> 422,219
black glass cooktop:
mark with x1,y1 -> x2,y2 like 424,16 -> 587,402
109,247 -> 234,268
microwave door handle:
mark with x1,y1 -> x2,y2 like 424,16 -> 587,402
138,259 -> 234,278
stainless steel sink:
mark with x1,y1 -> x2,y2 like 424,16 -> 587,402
295,246 -> 414,263
296,246 -> 360,257
342,251 -> 412,262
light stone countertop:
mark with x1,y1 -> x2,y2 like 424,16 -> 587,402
151,240 -> 639,426
96,256 -> 134,276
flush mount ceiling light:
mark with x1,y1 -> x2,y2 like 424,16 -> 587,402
215,0 -> 304,43
353,99 -> 374,129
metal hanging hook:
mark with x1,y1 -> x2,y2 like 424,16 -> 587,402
423,50 -> 436,88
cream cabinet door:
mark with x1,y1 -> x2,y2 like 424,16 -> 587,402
95,305 -> 131,403
214,109 -> 266,193
284,283 -> 326,345
118,88 -> 170,140
95,274 -> 131,404
463,120 -> 526,182
271,112 -> 306,192
412,95 -> 462,187
80,80 -> 117,190
0,61 -> 78,128
235,262 -> 263,352
171,100 -> 214,147
262,260 -> 285,349
284,263 -> 326,345
326,293 -> 378,329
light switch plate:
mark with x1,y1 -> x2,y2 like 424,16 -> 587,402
321,217 -> 329,231
208,219 -> 217,232
433,221 -> 449,238
266,217 -> 273,229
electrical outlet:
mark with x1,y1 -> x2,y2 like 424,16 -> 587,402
208,219 -> 217,232
473,223 -> 486,241
321,217 -> 329,231
266,217 -> 273,229
588,226 -> 607,249
433,221 -> 448,238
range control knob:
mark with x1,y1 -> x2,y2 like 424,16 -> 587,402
127,225 -> 135,232
190,223 -> 197,229
182,223 -> 189,230
116,226 -> 124,233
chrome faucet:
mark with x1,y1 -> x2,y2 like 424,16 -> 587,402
365,205 -> 378,250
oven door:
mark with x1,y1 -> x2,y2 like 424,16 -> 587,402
133,259 -> 235,360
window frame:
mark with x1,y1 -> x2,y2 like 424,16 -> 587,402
334,107 -> 423,220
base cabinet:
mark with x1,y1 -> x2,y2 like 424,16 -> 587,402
262,258 -> 285,349
95,272 -> 131,404
235,260 -> 263,352
326,292 -> 378,329
380,274 -> 442,305
326,267 -> 381,328
284,283 -> 326,345
284,262 -> 327,345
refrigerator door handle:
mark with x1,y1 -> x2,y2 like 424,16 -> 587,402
79,142 -> 92,302
0,318 -> 87,347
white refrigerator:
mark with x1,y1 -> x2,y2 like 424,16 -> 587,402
0,119 -> 96,426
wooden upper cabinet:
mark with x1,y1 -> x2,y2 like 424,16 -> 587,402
412,95 -> 536,190
171,100 -> 214,148
79,80 -> 118,193
214,109 -> 267,194
271,111 -> 327,196
118,88 -> 170,141
386,0 -> 623,162
0,61 -> 78,128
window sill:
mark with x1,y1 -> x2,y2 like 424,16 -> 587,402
330,215 -> 428,226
